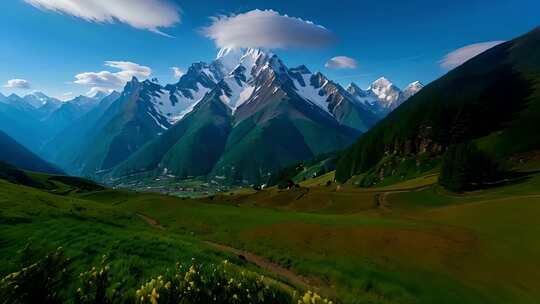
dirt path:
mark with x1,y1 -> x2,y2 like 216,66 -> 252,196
204,241 -> 313,290
375,186 -> 432,212
136,212 -> 165,230
136,212 -> 314,290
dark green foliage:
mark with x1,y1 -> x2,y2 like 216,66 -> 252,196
336,27 -> 540,183
0,161 -> 44,189
1,247 -> 311,304
277,179 -> 296,190
48,176 -> 104,192
0,246 -> 71,304
267,152 -> 340,186
0,162 -> 103,194
353,154 -> 440,187
75,256 -> 118,304
135,261 -> 295,304
439,142 -> 502,192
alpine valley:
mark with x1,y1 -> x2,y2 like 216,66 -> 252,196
3,3 -> 540,304
2,48 -> 423,186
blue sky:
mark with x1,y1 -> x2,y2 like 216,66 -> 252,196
1,0 -> 538,99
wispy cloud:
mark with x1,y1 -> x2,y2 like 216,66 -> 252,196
202,9 -> 336,49
74,61 -> 152,96
4,79 -> 31,89
171,67 -> 184,79
325,56 -> 358,69
23,0 -> 181,36
440,41 -> 505,69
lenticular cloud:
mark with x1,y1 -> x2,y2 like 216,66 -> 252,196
325,56 -> 358,69
440,41 -> 505,70
202,9 -> 336,49
24,0 -> 180,35
4,79 -> 31,89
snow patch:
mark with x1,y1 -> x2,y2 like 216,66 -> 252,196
150,83 -> 211,124
292,74 -> 331,114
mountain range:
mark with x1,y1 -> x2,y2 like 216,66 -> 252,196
0,49 -> 422,183
0,91 -> 105,153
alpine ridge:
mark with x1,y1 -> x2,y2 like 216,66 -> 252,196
0,48 -> 422,185
107,48 -> 371,184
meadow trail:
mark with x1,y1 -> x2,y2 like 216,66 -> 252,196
375,185 -> 432,212
136,212 -> 315,291
136,213 -> 165,230
204,241 -> 314,291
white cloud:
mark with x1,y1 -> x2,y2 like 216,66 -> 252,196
4,79 -> 31,89
202,9 -> 335,49
74,61 -> 152,95
56,92 -> 73,101
86,87 -> 114,98
24,0 -> 181,36
440,41 -> 505,70
171,67 -> 184,79
325,56 -> 358,69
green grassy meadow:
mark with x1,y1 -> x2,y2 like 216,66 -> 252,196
1,165 -> 540,303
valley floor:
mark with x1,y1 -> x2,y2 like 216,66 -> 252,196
1,168 -> 540,303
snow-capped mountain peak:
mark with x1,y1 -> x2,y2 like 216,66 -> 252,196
371,77 -> 391,87
368,77 -> 403,109
290,65 -> 311,75
402,81 -> 423,100
346,77 -> 424,114
88,90 -> 109,100
214,47 -> 272,79
346,82 -> 364,96
19,92 -> 63,113
405,81 -> 423,92
216,47 -> 243,69
347,82 -> 378,107
369,77 -> 395,94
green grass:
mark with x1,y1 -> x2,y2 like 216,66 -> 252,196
2,166 -> 540,303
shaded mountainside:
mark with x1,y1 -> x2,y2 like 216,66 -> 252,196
111,91 -> 232,179
210,60 -> 360,183
0,100 -> 50,152
61,61 -> 226,177
0,130 -> 62,174
41,92 -> 120,165
0,92 -> 104,155
70,79 -> 171,177
336,26 -> 540,183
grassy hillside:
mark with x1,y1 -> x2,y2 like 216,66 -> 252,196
211,94 -> 358,184
2,160 -> 540,303
336,26 -> 540,183
0,130 -> 62,174
0,167 -> 317,303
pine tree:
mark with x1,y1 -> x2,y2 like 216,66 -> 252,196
439,141 -> 501,192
